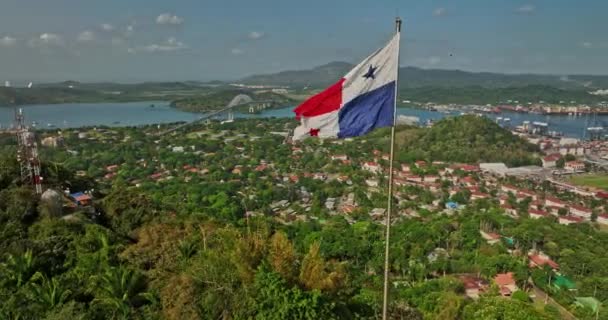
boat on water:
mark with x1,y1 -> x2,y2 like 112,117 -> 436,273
149,104 -> 155,108
47,123 -> 55,128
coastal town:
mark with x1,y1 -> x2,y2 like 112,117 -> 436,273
3,113 -> 599,318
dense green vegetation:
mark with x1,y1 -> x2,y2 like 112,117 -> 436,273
369,115 -> 540,166
0,117 -> 606,319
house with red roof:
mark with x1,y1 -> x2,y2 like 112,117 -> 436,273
529,252 -> 559,270
559,215 -> 583,225
545,197 -> 567,208
480,230 -> 501,245
518,189 -> 537,201
542,154 -> 561,168
461,176 -> 477,187
597,192 -> 608,200
106,164 -> 119,172
362,162 -> 381,174
501,204 -> 518,217
501,185 -> 519,194
565,161 -> 585,171
529,209 -> 549,219
494,272 -> 518,297
570,205 -> 592,219
459,275 -> 488,300
471,191 -> 490,200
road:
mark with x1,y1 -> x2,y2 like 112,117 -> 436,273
530,285 -> 577,320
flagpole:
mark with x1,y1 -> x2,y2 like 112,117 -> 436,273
382,16 -> 401,320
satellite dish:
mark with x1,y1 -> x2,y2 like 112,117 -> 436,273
27,82 -> 33,88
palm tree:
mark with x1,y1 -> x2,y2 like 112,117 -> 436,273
93,266 -> 147,319
28,273 -> 71,309
1,250 -> 35,287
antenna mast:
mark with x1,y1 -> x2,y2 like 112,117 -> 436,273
14,107 -> 43,194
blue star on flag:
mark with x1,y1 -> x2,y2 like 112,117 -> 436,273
362,65 -> 377,80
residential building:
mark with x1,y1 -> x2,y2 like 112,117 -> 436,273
569,205 -> 592,219
565,161 -> 585,171
541,154 -> 561,168
494,272 -> 518,297
362,162 -> 381,174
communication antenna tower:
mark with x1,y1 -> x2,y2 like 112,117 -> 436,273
14,107 -> 43,194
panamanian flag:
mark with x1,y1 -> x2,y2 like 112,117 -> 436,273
293,32 -> 400,140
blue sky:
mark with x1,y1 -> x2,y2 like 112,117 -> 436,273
0,0 -> 607,82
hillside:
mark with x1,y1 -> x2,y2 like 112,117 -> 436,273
375,115 -> 540,166
0,82 -> 222,106
240,62 -> 608,90
400,85 -> 604,105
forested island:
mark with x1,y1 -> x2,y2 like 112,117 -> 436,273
1,116 -> 607,319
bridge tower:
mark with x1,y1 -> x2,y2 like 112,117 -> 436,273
14,108 -> 42,194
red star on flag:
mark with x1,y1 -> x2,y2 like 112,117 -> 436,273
309,128 -> 320,136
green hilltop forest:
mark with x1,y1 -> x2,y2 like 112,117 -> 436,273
1,116 -> 606,319
367,115 -> 540,167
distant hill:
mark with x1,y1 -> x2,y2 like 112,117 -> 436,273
366,115 -> 540,166
240,62 -> 608,90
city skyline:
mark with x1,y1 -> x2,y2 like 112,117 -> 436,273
0,0 -> 607,82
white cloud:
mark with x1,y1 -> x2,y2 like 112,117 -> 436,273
77,30 -> 95,42
28,33 -> 63,47
156,13 -> 184,25
433,7 -> 447,17
581,41 -> 593,48
0,36 -> 17,47
248,31 -> 265,40
101,23 -> 115,31
428,56 -> 441,65
516,4 -> 536,14
131,37 -> 188,53
231,48 -> 243,55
